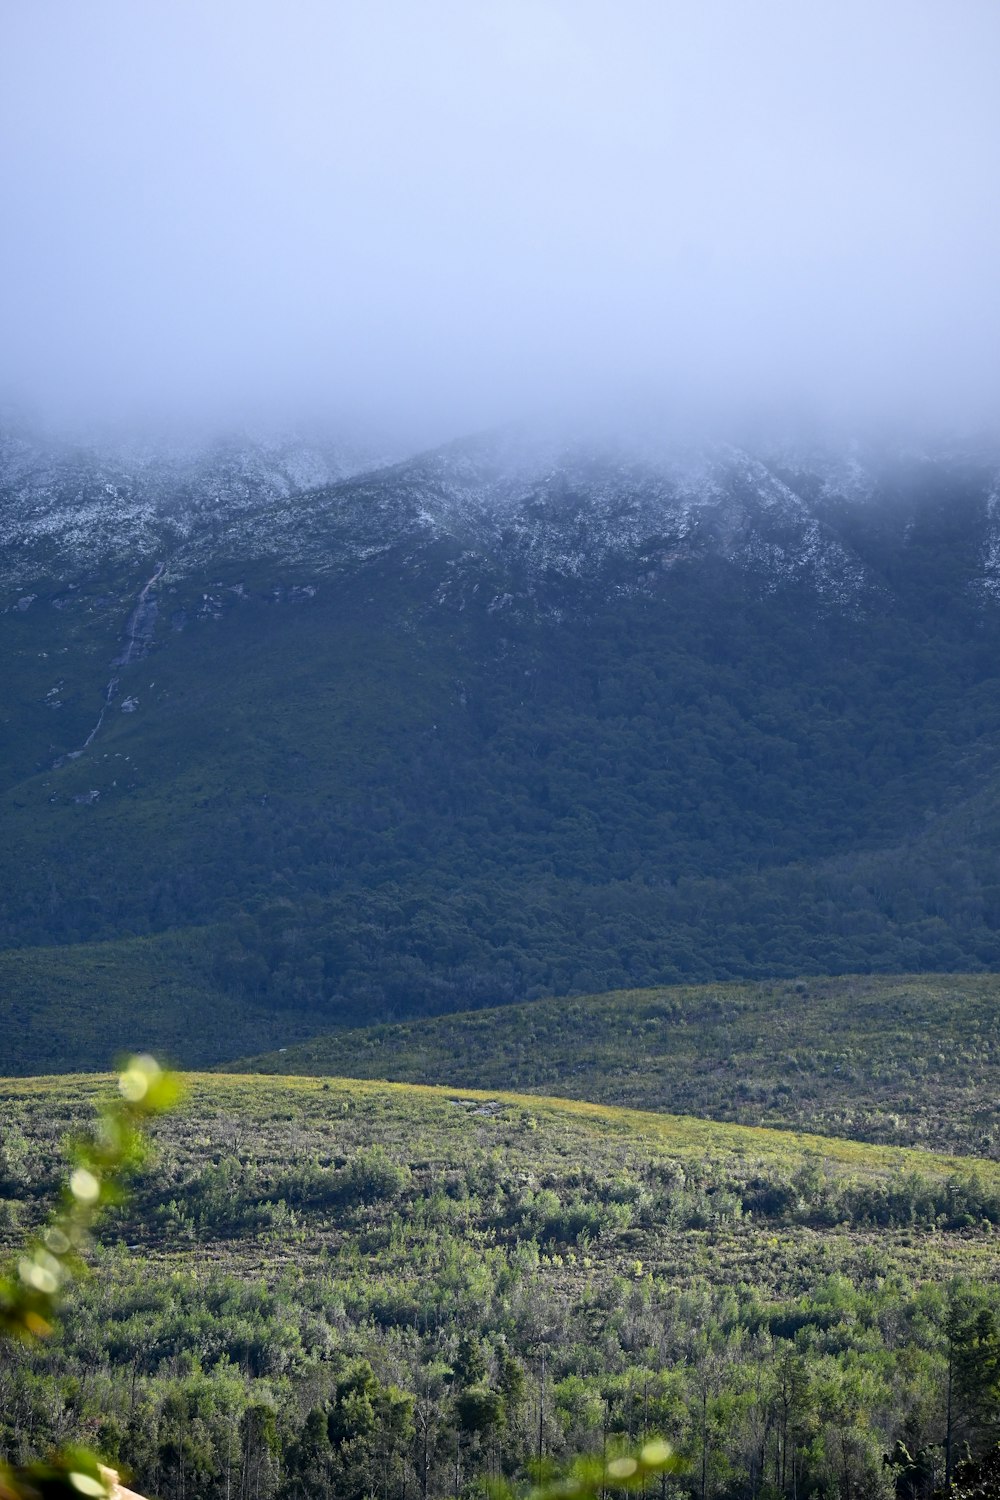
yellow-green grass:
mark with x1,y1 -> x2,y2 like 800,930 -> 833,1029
4,1071 -> 1000,1301
1,1079 -> 995,1497
6,1069 -> 999,1183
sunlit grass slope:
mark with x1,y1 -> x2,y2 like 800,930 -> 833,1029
229,971 -> 1000,1157
4,1071 -> 1000,1297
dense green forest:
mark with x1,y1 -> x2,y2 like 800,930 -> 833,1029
4,1072 -> 1000,1500
6,462 -> 1000,1069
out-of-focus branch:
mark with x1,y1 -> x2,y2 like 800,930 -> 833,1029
0,1056 -> 180,1499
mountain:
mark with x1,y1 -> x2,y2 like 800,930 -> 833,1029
8,415 -> 1000,601
3,417 -> 1000,1071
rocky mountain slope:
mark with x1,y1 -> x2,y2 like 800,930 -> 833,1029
0,421 -> 383,587
6,418 -> 999,604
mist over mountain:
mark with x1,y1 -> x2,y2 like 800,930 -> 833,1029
3,3 -> 999,437
5,407 -> 999,588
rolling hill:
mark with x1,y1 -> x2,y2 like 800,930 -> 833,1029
230,972 -> 1000,1158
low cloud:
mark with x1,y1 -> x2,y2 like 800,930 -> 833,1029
2,1 -> 998,443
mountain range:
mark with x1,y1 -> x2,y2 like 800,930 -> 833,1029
3,415 -> 1000,1072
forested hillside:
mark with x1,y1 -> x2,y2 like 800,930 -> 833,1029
4,433 -> 1000,1066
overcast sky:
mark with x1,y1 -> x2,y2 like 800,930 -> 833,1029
2,1 -> 998,441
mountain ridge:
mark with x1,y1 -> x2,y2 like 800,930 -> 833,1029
226,971 -> 1000,1158
5,418 -> 1000,607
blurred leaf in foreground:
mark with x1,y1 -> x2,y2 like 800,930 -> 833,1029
0,1056 -> 179,1498
494,1438 -> 685,1500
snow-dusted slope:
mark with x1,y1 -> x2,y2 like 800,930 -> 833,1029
2,418 -> 1000,610
378,431 -> 868,605
0,424 -> 387,586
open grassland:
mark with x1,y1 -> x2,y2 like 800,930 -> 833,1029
4,1072 -> 1000,1498
231,972 -> 1000,1157
4,1072 -> 1000,1293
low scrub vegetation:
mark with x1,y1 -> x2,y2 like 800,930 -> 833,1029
233,971 -> 1000,1157
3,1073 -> 1000,1499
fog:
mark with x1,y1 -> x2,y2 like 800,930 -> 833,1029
2,1 -> 998,445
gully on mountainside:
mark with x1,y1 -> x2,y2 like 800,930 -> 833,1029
55,560 -> 165,766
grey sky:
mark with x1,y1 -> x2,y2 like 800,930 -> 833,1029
2,1 -> 998,440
